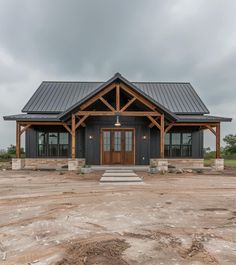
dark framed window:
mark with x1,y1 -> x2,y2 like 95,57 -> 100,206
37,132 -> 69,157
164,132 -> 192,158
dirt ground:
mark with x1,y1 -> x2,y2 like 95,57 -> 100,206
0,170 -> 236,265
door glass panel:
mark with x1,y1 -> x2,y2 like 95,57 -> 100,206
103,131 -> 110,151
125,131 -> 133,152
114,131 -> 121,151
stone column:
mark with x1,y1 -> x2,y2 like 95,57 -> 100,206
211,159 -> 224,171
68,159 -> 85,171
157,159 -> 168,172
12,158 -> 25,170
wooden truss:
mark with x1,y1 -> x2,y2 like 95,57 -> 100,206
15,82 -> 222,160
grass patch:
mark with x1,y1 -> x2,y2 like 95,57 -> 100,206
204,159 -> 236,167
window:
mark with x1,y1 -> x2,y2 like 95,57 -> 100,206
164,132 -> 192,158
37,132 -> 69,157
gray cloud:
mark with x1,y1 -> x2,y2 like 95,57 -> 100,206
0,0 -> 236,149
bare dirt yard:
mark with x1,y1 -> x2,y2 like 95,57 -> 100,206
0,170 -> 236,265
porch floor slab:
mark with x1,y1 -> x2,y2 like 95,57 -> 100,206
91,165 -> 149,172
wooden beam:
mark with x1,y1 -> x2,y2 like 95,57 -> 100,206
75,115 -> 89,129
147,116 -> 161,130
121,112 -> 160,116
149,117 -> 159,128
160,114 -> 165,158
62,123 -> 72,135
20,124 -> 31,135
120,83 -> 158,112
116,84 -> 120,111
71,114 -> 76,159
76,111 -> 160,116
216,123 -> 221,159
80,84 -> 116,110
16,122 -> 20,159
100,96 -> 116,112
120,97 -> 136,112
165,123 -> 174,133
205,124 -> 216,136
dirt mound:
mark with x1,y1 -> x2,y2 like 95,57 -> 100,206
179,239 -> 219,264
56,238 -> 129,265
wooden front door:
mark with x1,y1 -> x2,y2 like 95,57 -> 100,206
101,128 -> 135,165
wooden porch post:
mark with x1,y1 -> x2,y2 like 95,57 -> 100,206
71,114 -> 76,159
16,122 -> 21,158
160,114 -> 165,158
216,123 -> 221,159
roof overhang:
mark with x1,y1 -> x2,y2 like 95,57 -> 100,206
3,114 -> 60,122
176,115 -> 232,123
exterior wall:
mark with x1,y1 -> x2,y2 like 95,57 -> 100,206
85,116 -> 150,165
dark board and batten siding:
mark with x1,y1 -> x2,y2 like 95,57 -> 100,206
84,116 -> 150,165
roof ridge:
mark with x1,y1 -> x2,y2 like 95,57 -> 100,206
41,80 -> 191,85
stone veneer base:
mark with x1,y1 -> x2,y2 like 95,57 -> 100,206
12,158 -> 86,171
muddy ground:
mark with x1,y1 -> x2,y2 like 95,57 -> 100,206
0,170 -> 236,265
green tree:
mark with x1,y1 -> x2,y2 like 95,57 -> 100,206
223,134 -> 236,154
7,145 -> 24,156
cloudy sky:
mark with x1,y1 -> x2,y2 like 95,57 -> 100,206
0,0 -> 235,150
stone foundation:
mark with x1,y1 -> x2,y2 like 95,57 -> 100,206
150,158 -> 204,169
68,159 -> 85,171
24,158 -> 69,170
12,159 -> 25,170
22,158 -> 85,170
211,159 -> 224,171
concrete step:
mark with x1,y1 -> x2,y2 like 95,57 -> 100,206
105,169 -> 134,173
102,172 -> 137,177
100,176 -> 143,182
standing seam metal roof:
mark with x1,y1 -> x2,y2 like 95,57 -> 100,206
22,80 -> 209,114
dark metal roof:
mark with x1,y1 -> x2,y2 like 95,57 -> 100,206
22,74 -> 209,115
177,115 -> 232,122
134,82 -> 209,114
3,114 -> 60,121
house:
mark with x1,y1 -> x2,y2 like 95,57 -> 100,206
4,73 -> 231,171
